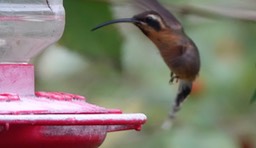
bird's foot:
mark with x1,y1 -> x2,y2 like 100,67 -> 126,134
169,72 -> 179,84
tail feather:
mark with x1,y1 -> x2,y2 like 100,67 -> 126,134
169,80 -> 192,119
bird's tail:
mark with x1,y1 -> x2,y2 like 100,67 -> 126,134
169,80 -> 192,119
162,80 -> 192,129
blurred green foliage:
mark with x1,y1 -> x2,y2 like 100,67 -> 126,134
251,89 -> 256,103
59,0 -> 123,69
36,0 -> 256,148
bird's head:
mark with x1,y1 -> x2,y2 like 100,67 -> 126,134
92,11 -> 168,35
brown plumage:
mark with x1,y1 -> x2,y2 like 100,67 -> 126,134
134,11 -> 200,81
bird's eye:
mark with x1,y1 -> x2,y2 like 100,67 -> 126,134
144,15 -> 161,31
145,16 -> 155,24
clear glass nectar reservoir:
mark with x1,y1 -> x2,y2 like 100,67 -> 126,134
0,0 -> 65,63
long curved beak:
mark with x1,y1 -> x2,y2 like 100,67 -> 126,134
91,18 -> 139,31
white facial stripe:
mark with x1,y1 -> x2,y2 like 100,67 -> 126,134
147,14 -> 165,29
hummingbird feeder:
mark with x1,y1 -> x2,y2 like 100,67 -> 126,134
0,0 -> 147,147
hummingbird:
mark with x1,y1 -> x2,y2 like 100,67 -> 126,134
92,0 -> 200,123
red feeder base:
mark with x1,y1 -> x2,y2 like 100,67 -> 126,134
0,64 -> 147,148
